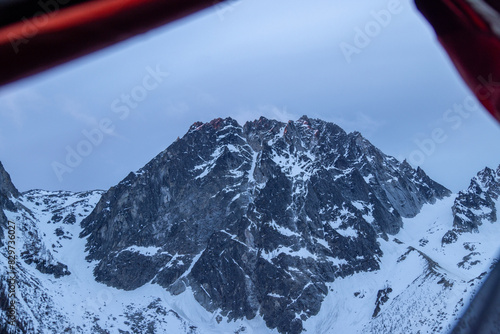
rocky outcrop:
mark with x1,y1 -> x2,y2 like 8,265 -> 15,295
442,165 -> 500,244
0,161 -> 19,202
81,116 -> 450,334
0,161 -> 19,247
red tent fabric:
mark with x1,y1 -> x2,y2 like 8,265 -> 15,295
0,0 -> 225,87
415,0 -> 500,122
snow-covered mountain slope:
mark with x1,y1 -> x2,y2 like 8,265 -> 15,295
309,195 -> 500,334
2,189 -> 499,334
0,117 -> 499,334
1,189 -> 274,333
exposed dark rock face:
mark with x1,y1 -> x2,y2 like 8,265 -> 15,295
373,287 -> 393,318
21,255 -> 71,278
443,165 -> 500,244
0,161 -> 19,247
0,210 -> 7,248
80,116 -> 450,334
0,161 -> 19,202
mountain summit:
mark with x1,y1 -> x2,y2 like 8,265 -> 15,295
1,117 -> 499,334
443,166 -> 500,244
80,116 -> 450,333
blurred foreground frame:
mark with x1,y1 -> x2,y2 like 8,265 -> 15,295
0,0 -> 499,333
0,0 -> 498,121
0,0 -> 228,86
415,0 -> 500,123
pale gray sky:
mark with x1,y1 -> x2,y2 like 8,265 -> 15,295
0,0 -> 499,193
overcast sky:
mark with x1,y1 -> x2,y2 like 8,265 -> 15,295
0,0 -> 499,193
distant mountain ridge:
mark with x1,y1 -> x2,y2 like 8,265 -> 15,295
443,166 -> 500,244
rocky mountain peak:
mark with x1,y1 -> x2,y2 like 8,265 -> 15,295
0,161 -> 19,208
5,120 -> 500,334
0,162 -> 15,247
0,161 -> 20,246
78,116 -> 451,334
443,165 -> 500,244
475,166 -> 500,193
189,117 -> 240,132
